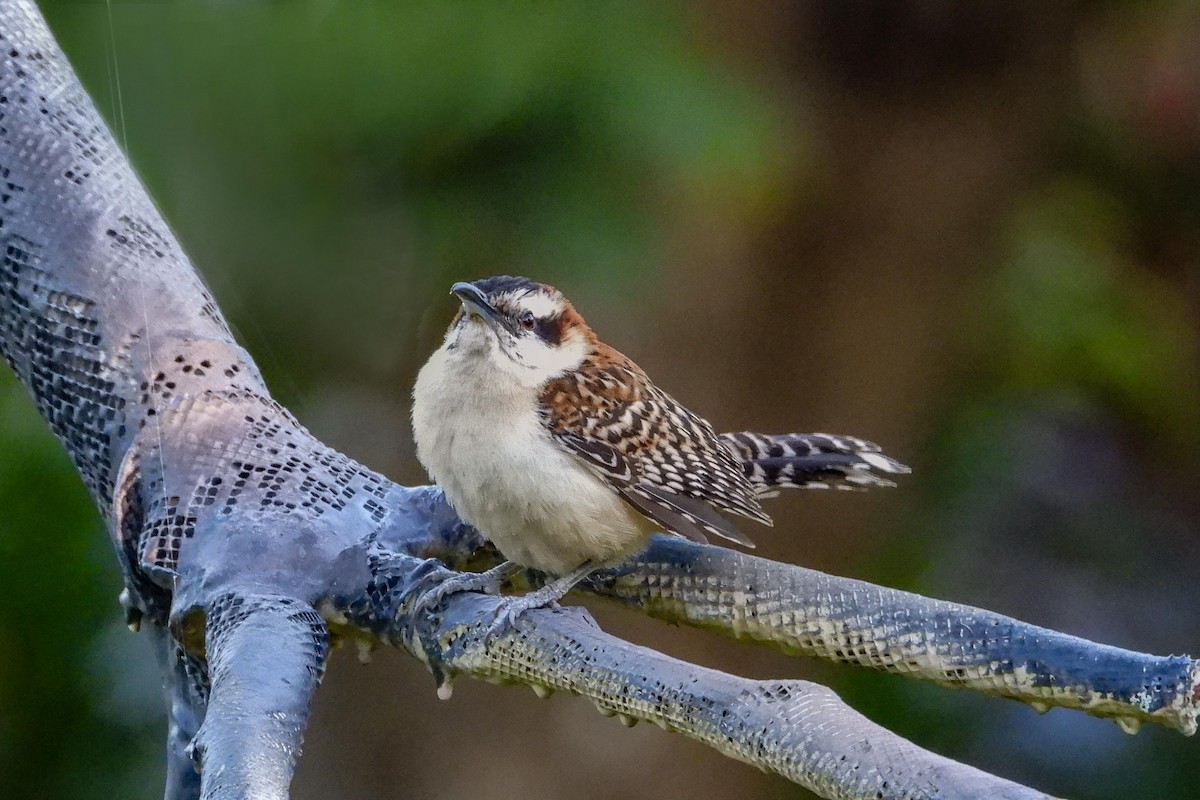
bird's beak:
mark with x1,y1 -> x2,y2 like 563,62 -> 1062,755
451,281 -> 512,333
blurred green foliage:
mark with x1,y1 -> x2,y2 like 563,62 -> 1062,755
844,172 -> 1200,799
46,1 -> 794,405
994,179 -> 1199,442
844,78 -> 1200,799
0,383 -> 157,799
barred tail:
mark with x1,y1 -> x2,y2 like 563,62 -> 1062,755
719,432 -> 910,493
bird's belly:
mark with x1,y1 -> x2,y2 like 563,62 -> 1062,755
415,385 -> 653,574
479,472 -> 651,575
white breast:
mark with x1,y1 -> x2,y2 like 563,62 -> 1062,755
412,338 -> 653,575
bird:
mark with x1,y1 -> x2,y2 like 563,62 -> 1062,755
411,275 -> 908,631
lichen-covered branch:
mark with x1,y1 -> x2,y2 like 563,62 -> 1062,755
186,594 -> 329,800
340,547 -> 1058,800
0,3 -> 1192,800
150,625 -> 203,800
393,508 -> 1200,738
583,537 -> 1200,736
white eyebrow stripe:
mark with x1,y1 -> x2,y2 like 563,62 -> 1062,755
515,291 -> 564,319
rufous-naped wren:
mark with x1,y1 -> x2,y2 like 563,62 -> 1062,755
412,276 -> 908,620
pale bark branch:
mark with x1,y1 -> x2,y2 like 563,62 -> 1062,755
0,3 -> 1192,800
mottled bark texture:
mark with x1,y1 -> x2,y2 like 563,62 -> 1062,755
0,3 -> 1193,800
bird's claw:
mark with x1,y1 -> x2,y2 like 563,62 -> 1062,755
408,562 -> 517,623
481,592 -> 555,647
405,561 -> 520,692
478,568 -> 592,647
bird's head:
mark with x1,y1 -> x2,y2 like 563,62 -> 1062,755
443,276 -> 592,384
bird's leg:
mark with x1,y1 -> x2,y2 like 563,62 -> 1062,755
485,560 -> 597,644
410,560 -> 522,621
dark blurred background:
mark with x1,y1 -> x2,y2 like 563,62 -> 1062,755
2,2 -> 1198,798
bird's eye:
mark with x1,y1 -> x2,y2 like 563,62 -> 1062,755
519,310 -> 536,331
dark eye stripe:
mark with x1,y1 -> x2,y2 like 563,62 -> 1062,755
534,315 -> 562,344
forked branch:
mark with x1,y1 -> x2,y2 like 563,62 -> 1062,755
0,3 -> 1193,800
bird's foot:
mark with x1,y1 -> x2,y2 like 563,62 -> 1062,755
482,561 -> 596,646
409,560 -> 520,622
